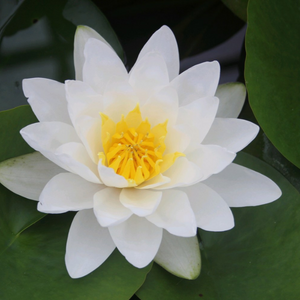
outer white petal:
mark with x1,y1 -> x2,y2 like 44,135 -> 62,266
20,122 -> 81,171
55,142 -> 101,183
154,230 -> 201,280
204,163 -> 282,207
146,190 -> 197,237
83,38 -> 128,94
203,118 -> 259,152
136,174 -> 171,189
0,152 -> 63,201
175,96 -> 219,151
186,145 -> 236,181
93,188 -> 132,227
129,51 -> 169,103
183,183 -> 234,231
74,25 -> 111,81
120,189 -> 162,217
141,86 -> 178,126
98,162 -> 129,188
38,173 -> 102,213
23,78 -> 72,125
171,61 -> 220,106
157,157 -> 203,189
65,209 -> 115,278
215,82 -> 246,118
134,25 -> 179,81
109,215 -> 163,268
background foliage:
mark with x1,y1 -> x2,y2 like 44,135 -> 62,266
0,0 -> 299,299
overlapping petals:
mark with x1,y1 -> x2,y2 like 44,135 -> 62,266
0,25 -> 282,280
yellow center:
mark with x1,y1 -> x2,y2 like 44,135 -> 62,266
98,104 -> 184,186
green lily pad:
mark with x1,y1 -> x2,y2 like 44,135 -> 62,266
0,205 -> 152,300
245,0 -> 300,168
240,100 -> 300,194
137,152 -> 300,299
0,106 -> 37,162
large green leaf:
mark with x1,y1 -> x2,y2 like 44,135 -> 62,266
0,106 -> 37,162
240,99 -> 300,194
0,203 -> 152,300
137,152 -> 300,299
0,0 -> 123,111
245,0 -> 300,168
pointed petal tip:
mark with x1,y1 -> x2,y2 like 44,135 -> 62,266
158,25 -> 173,33
154,232 -> 201,280
273,182 -> 282,200
65,254 -> 90,279
75,25 -> 96,38
128,258 -> 153,269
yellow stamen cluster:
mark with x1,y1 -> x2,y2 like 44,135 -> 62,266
98,104 -> 184,186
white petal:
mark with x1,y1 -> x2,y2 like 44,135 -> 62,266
74,115 -> 103,164
65,209 -> 115,278
157,157 -> 203,189
0,152 -> 63,201
154,230 -> 201,279
215,82 -> 246,118
186,145 -> 236,181
175,96 -> 219,151
136,174 -> 171,189
98,163 -> 129,188
134,25 -> 179,81
23,78 -> 72,125
93,187 -> 132,227
102,80 -> 138,123
164,127 -> 191,155
183,183 -> 234,231
20,122 -> 81,171
65,80 -> 104,163
171,61 -> 220,106
65,80 -> 102,122
129,51 -> 169,103
120,189 -> 162,217
55,142 -> 100,183
74,25 -> 111,81
204,163 -> 282,207
203,118 -> 259,152
141,86 -> 178,126
146,190 -> 197,237
109,215 -> 163,268
83,38 -> 128,94
38,173 -> 102,213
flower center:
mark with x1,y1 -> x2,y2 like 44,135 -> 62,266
98,104 -> 184,186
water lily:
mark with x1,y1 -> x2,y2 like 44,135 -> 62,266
0,25 -> 281,280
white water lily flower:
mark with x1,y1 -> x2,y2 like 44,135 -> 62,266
0,25 -> 281,280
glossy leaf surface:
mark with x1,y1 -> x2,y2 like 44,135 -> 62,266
245,0 -> 300,168
137,152 -> 300,299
